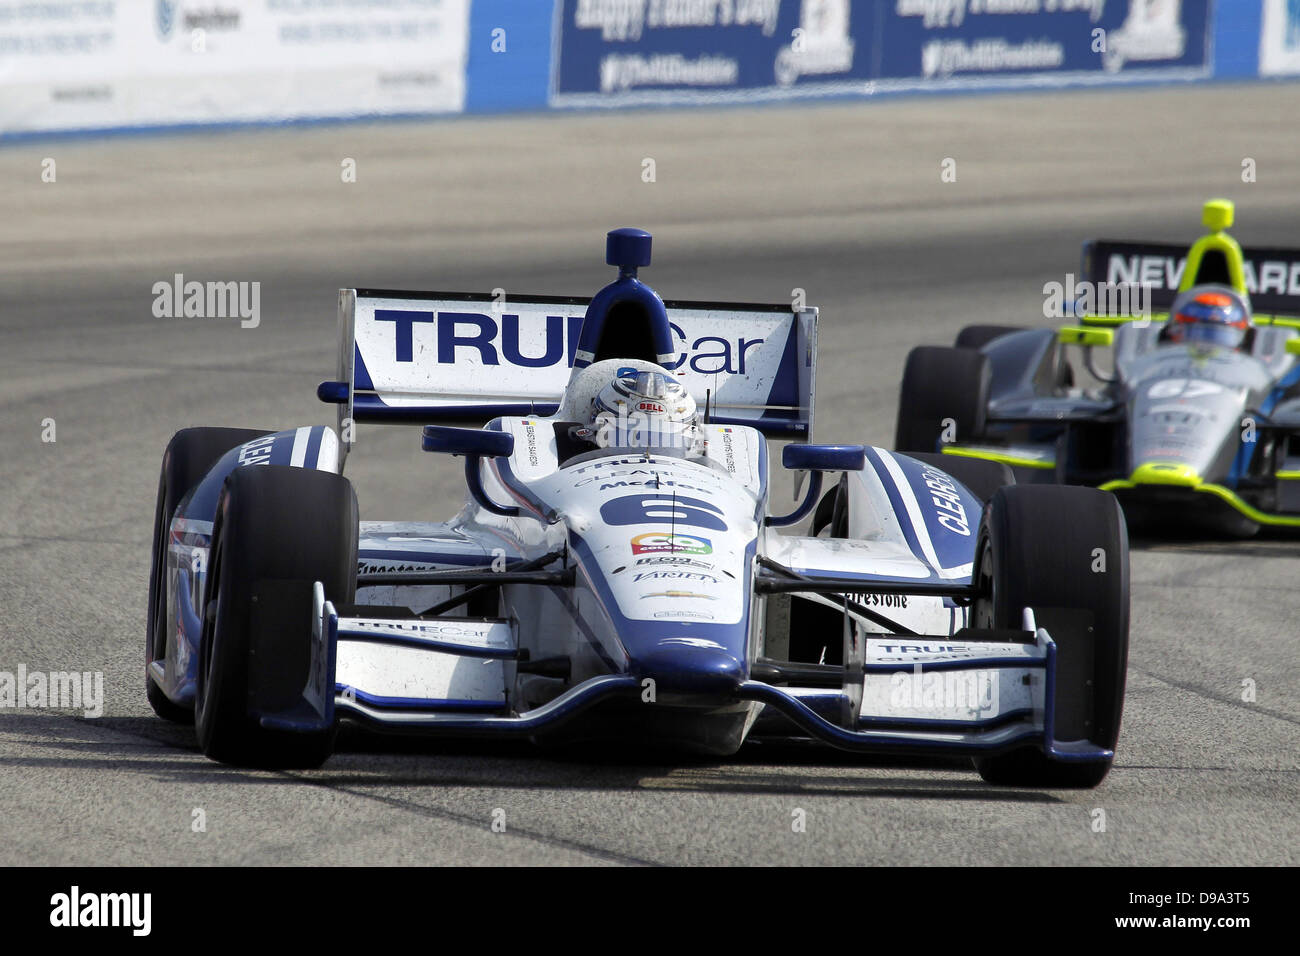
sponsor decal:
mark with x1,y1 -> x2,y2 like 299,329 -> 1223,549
522,421 -> 540,466
1146,379 -> 1224,399
637,401 -> 666,414
350,620 -> 499,640
633,571 -> 718,583
873,642 -> 1023,662
657,637 -> 725,649
919,467 -> 971,537
1108,253 -> 1300,298
375,309 -> 765,375
631,532 -> 712,555
634,556 -> 715,570
862,593 -> 908,609
598,479 -> 709,494
642,590 -> 716,600
720,428 -> 737,473
237,435 -> 275,467
654,609 -> 714,620
357,561 -> 444,574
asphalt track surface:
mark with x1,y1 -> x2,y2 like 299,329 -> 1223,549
1,84 -> 1298,866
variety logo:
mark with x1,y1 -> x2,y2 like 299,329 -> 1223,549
631,533 -> 712,555
633,571 -> 717,583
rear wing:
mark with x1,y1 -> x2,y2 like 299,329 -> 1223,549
320,288 -> 817,459
1080,200 -> 1300,319
1081,240 -> 1300,315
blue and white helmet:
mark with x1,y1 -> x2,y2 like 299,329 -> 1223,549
591,369 -> 701,454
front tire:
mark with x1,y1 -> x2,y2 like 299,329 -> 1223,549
893,346 -> 990,454
954,324 -> 1025,350
195,465 -> 357,768
147,427 -> 269,722
971,485 -> 1129,788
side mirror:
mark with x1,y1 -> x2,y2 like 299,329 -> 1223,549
1058,326 -> 1115,347
422,425 -> 515,458
782,443 -> 866,472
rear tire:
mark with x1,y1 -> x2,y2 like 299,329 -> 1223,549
147,427 -> 269,722
954,325 -> 1025,350
970,485 -> 1129,788
894,346 -> 990,454
195,465 -> 358,768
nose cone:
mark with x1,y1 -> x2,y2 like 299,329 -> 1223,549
635,642 -> 746,696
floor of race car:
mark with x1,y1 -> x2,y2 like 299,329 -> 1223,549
1,83 -> 1297,865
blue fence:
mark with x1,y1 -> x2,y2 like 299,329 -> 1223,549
469,0 -> 1283,115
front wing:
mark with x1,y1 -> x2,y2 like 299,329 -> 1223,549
252,584 -> 1111,766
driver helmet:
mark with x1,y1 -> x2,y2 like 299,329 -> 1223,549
1164,286 -> 1252,350
591,368 -> 702,454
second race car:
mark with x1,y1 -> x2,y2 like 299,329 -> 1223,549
894,200 -> 1300,536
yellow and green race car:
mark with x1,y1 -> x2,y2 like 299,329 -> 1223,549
893,200 -> 1300,537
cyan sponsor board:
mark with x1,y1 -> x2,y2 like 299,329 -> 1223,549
552,0 -> 1212,105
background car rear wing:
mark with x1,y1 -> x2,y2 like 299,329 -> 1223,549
1078,201 -> 1300,322
1080,239 -> 1300,316
320,288 -> 817,460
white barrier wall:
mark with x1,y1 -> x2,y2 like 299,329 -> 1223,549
0,0 -> 470,133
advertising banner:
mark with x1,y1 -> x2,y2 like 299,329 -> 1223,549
0,0 -> 470,135
1260,0 -> 1300,74
552,0 -> 1212,106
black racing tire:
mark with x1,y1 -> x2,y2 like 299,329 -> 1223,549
893,346 -> 990,454
902,451 -> 1015,505
954,325 -> 1026,350
147,427 -> 269,722
970,485 -> 1129,788
195,465 -> 358,768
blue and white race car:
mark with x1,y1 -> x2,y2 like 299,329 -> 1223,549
146,229 -> 1130,787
